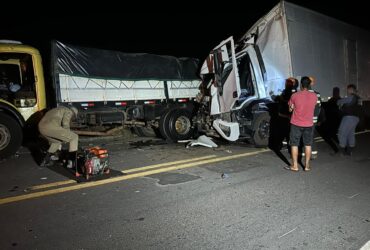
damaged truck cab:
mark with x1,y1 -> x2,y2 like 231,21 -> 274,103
195,37 -> 272,146
195,0 -> 370,146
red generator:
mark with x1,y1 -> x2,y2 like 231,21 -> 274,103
78,147 -> 110,180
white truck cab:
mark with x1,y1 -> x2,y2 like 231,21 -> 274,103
196,37 -> 272,146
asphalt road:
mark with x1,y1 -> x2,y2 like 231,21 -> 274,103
0,132 -> 369,250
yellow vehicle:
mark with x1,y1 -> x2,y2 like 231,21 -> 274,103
0,40 -> 201,159
0,40 -> 46,158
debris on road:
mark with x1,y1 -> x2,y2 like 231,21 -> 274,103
221,173 -> 230,179
180,135 -> 218,148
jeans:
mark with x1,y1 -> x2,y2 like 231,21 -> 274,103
338,116 -> 359,148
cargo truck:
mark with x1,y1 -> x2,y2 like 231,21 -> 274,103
0,40 -> 201,158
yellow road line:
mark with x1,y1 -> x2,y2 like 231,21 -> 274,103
28,155 -> 216,191
27,130 -> 370,192
122,155 -> 217,174
30,180 -> 77,191
0,149 -> 269,205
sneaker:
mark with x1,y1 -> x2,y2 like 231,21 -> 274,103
301,151 -> 318,159
338,147 -> 346,157
40,153 -> 51,167
40,159 -> 48,167
345,147 -> 354,156
50,155 -> 59,161
311,151 -> 318,160
66,160 -> 73,169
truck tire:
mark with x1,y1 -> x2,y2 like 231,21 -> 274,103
251,112 -> 270,147
159,109 -> 176,142
0,112 -> 23,159
167,109 -> 194,141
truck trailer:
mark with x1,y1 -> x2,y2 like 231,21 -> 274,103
0,40 -> 201,158
194,1 -> 370,146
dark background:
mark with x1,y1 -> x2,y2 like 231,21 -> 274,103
1,1 -> 370,60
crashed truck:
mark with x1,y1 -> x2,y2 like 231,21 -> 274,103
0,40 -> 201,158
194,1 -> 370,146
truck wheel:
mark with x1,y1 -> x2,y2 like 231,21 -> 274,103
159,109 -> 176,142
167,109 -> 194,141
0,112 -> 23,159
251,112 -> 270,147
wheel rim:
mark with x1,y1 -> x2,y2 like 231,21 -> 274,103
0,124 -> 11,151
258,120 -> 270,139
175,116 -> 191,135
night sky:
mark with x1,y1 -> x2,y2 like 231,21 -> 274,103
1,1 -> 370,61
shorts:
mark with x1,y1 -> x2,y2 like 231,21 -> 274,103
289,124 -> 314,146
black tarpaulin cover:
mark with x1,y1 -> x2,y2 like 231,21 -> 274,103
52,41 -> 200,81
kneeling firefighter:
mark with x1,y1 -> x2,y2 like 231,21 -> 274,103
38,105 -> 79,167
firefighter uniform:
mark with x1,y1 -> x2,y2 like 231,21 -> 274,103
308,89 -> 324,158
38,106 -> 78,153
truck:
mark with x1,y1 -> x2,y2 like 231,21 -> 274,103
0,40 -> 201,159
2,1 -> 370,159
193,1 -> 370,146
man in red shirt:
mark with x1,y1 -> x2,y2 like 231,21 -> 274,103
287,76 -> 318,171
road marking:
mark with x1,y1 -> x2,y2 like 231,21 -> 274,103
278,227 -> 297,238
28,155 -> 217,191
0,149 -> 269,205
348,193 -> 360,199
122,155 -> 217,174
25,130 -> 370,191
30,180 -> 76,191
10,130 -> 369,205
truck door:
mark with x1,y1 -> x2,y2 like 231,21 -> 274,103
233,45 -> 268,111
201,37 -> 241,115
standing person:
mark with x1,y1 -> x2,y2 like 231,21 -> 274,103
286,76 -> 318,172
321,87 -> 342,153
326,87 -> 342,140
307,76 -> 325,159
275,77 -> 298,150
38,105 -> 79,167
337,84 -> 361,156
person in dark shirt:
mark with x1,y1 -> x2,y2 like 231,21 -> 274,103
275,78 -> 297,150
319,87 -> 342,153
306,76 -> 324,159
336,84 -> 362,155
